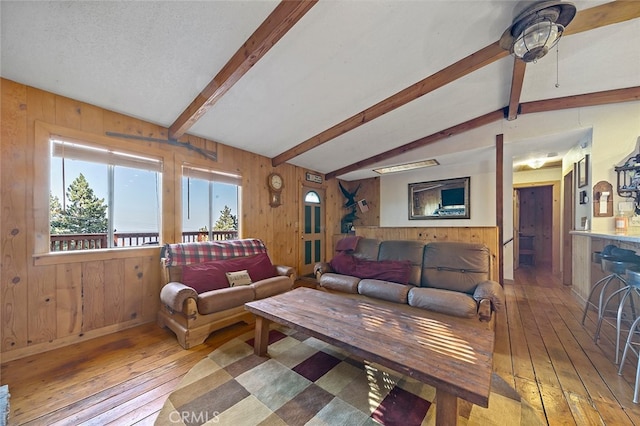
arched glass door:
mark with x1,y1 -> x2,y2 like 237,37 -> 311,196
300,187 -> 324,277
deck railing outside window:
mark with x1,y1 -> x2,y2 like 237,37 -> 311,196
50,231 -> 238,251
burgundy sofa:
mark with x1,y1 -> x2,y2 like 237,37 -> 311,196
158,239 -> 295,348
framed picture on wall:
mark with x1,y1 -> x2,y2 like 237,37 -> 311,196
578,155 -> 589,188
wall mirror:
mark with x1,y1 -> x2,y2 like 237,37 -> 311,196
409,177 -> 470,220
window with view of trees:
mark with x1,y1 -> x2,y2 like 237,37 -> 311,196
50,138 -> 162,251
182,166 -> 241,242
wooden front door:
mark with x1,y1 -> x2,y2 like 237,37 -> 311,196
562,170 -> 574,285
300,187 -> 324,277
514,188 -> 521,269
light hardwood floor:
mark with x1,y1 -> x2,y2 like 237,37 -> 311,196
3,268 -> 640,425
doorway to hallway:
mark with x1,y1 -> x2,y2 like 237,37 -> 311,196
514,184 -> 557,272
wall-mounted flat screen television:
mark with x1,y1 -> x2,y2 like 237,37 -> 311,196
441,187 -> 465,206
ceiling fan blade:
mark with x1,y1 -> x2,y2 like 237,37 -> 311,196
565,1 -> 640,36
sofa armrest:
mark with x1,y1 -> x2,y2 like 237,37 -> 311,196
275,265 -> 297,281
160,282 -> 198,313
473,280 -> 505,313
314,262 -> 333,280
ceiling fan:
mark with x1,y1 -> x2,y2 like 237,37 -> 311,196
500,0 -> 577,63
158,0 -> 638,179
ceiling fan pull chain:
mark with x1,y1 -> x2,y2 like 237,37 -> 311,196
555,42 -> 560,88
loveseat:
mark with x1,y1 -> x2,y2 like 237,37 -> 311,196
158,238 -> 296,348
314,237 -> 504,325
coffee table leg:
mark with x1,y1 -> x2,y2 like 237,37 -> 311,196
436,390 -> 458,426
254,316 -> 271,356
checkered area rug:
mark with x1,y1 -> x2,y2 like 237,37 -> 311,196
155,327 -> 543,425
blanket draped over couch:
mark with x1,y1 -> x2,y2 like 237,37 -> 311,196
158,239 -> 296,349
315,238 -> 504,326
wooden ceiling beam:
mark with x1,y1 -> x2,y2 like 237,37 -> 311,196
274,2 -> 639,168
520,86 -> 640,115
506,59 -> 526,121
272,42 -> 509,166
325,109 -> 504,180
327,86 -> 640,180
169,0 -> 318,140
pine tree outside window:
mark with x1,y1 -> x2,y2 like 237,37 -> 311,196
182,165 -> 241,242
50,138 -> 162,251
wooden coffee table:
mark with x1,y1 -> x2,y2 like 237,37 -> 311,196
245,287 -> 495,426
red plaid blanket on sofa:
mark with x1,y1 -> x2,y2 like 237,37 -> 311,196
163,238 -> 267,267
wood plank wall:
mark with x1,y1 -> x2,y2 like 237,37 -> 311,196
1,77 -> 492,361
354,226 -> 500,282
571,234 -> 592,302
1,78 -> 352,361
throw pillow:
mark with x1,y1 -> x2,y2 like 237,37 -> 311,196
181,253 -> 277,294
182,261 -> 228,293
355,258 -> 412,285
329,252 -> 358,276
242,252 -> 277,281
226,270 -> 252,287
329,253 -> 412,284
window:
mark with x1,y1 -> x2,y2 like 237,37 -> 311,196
50,138 -> 162,251
305,191 -> 321,204
182,165 -> 241,242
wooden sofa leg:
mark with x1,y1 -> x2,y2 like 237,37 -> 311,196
244,314 -> 256,326
478,299 -> 492,322
182,334 -> 208,349
177,332 -> 191,349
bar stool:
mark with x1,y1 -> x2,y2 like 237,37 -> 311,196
581,252 -> 623,325
618,267 -> 640,403
582,253 -> 631,330
595,259 -> 640,364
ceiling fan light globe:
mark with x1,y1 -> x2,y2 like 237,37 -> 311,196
513,21 -> 562,62
520,47 -> 549,63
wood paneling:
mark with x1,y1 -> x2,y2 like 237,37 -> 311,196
1,79 -> 29,353
0,78 -> 340,360
55,263 -> 82,337
354,226 -> 500,282
571,234 -> 592,301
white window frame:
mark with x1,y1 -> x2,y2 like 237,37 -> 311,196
50,137 -> 163,250
182,164 -> 242,241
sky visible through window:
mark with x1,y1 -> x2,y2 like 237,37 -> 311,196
51,159 -> 238,233
182,177 -> 238,232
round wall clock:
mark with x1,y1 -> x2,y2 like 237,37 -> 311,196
268,173 -> 283,207
268,173 -> 283,192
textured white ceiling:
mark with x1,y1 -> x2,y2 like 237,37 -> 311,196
1,1 -> 637,180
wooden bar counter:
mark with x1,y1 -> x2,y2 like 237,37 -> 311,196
570,230 -> 640,303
